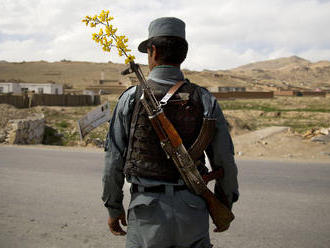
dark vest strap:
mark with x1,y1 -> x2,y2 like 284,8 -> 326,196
125,85 -> 143,162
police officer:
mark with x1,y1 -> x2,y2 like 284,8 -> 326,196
102,17 -> 239,248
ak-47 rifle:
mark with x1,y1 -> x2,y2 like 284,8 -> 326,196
122,61 -> 234,232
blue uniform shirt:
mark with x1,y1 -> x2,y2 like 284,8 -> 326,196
102,65 -> 239,218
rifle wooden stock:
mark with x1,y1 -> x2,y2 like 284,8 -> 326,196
201,188 -> 234,232
202,168 -> 224,185
156,111 -> 182,148
149,116 -> 167,141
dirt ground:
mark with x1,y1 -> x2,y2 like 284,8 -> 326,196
233,129 -> 330,162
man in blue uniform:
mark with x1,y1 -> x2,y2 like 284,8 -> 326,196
102,17 -> 239,248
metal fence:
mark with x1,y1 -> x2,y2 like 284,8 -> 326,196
212,91 -> 274,99
0,94 -> 29,108
0,94 -> 100,108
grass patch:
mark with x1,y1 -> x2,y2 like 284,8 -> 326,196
219,96 -> 330,113
55,120 -> 70,128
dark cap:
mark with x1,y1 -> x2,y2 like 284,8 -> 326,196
138,17 -> 186,53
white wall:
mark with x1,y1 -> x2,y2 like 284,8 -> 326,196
0,83 -> 63,94
51,84 -> 63,94
22,84 -> 51,94
20,83 -> 63,94
0,83 -> 21,94
0,83 -> 10,93
12,83 -> 21,93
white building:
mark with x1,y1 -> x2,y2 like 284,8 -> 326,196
207,86 -> 246,92
0,82 -> 63,94
0,82 -> 21,94
21,83 -> 63,94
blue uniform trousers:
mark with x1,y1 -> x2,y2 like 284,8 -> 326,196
126,185 -> 212,248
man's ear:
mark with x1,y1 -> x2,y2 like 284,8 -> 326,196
151,45 -> 157,60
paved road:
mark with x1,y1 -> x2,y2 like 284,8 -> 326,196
0,146 -> 329,248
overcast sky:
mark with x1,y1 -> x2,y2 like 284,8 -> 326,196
0,0 -> 329,70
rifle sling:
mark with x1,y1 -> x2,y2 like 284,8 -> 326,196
160,80 -> 185,105
188,118 -> 216,161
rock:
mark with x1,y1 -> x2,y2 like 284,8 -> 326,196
320,128 -> 329,135
311,134 -> 330,144
257,139 -> 268,145
5,115 -> 45,144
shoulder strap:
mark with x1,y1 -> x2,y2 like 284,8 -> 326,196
160,80 -> 185,105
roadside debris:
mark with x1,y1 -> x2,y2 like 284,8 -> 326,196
303,128 -> 330,144
311,134 -> 330,144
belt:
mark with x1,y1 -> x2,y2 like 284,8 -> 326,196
131,183 -> 187,193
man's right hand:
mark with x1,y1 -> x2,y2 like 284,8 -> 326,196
108,211 -> 127,236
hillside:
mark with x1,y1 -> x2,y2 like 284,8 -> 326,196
0,56 -> 330,91
229,56 -> 330,91
233,56 -> 310,70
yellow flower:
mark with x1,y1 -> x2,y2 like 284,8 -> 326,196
102,37 -> 108,45
83,10 -> 135,63
125,55 -> 135,64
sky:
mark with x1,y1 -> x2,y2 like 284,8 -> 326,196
0,0 -> 330,71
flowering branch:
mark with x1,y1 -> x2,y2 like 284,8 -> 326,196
82,10 -> 135,64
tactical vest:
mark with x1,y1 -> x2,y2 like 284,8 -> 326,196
124,79 -> 208,182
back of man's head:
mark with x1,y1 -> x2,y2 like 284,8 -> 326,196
147,36 -> 188,65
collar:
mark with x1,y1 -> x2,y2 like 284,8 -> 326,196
148,65 -> 184,85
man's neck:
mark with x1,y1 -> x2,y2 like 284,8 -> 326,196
151,63 -> 180,70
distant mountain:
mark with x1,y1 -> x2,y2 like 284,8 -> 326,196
233,56 -> 310,71
226,56 -> 330,90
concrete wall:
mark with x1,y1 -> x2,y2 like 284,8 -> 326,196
212,91 -> 274,99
